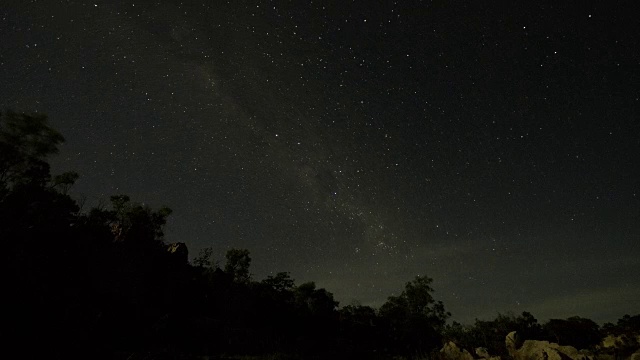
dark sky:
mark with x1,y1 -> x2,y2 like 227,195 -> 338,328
2,1 -> 639,324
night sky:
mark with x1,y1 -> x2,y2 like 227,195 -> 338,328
2,1 -> 639,324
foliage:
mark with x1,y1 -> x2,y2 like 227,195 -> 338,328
0,110 -> 64,189
294,281 -> 339,316
192,246 -> 216,268
338,303 -> 382,356
225,248 -> 252,283
379,275 -> 451,354
601,314 -> 640,359
262,271 -> 295,292
603,314 -> 640,336
446,311 -> 544,357
544,316 -> 601,350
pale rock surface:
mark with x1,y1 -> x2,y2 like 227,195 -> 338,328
599,334 -> 640,360
601,334 -> 640,349
507,332 -> 593,360
441,341 -> 475,360
506,331 -> 520,357
473,346 -> 501,360
476,347 -> 490,359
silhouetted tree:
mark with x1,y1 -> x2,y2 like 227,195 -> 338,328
224,248 -> 252,283
192,246 -> 216,268
544,316 -> 601,350
295,281 -> 339,317
0,111 -> 64,187
449,311 -> 544,357
102,194 -> 172,244
2,110 -> 87,357
338,303 -> 382,356
602,314 -> 640,360
603,314 -> 640,336
379,275 -> 450,355
290,281 -> 340,355
262,271 -> 295,292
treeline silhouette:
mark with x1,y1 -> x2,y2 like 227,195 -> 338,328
2,110 -> 639,359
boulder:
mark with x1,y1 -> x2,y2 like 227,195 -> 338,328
506,331 -> 520,357
602,334 -> 620,349
601,334 -> 640,350
476,347 -> 490,359
506,332 -> 593,360
599,333 -> 640,360
517,340 -> 569,360
441,341 -> 475,360
475,347 -> 501,360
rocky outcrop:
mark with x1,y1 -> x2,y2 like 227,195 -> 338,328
507,332 -> 593,360
476,347 -> 491,359
599,333 -> 640,360
506,331 -> 520,356
475,347 -> 501,360
601,334 -> 640,349
442,331 -> 639,360
441,341 -> 475,360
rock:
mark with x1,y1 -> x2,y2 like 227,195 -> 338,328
602,334 -> 620,349
476,347 -> 490,359
518,340 -> 565,360
506,331 -> 520,357
441,341 -> 475,360
475,347 -> 501,360
594,355 -> 615,360
557,344 -> 593,360
506,332 -> 593,360
601,334 -> 640,350
166,242 -> 188,264
600,333 -> 640,360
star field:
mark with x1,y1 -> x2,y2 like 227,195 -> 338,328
1,1 -> 639,323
